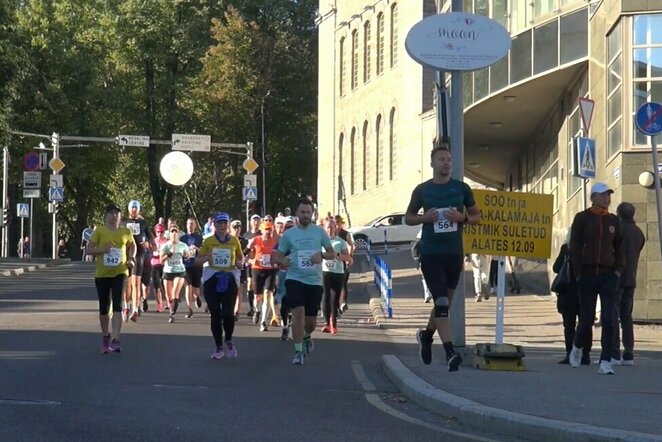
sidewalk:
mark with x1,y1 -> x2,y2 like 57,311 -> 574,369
367,251 -> 662,442
0,257 -> 70,277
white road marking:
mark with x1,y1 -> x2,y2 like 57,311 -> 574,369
351,361 -> 499,442
0,398 -> 61,405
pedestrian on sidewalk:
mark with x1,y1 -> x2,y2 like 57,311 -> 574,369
613,202 -> 645,365
552,230 -> 591,365
568,182 -> 624,375
406,147 -> 481,372
469,253 -> 488,302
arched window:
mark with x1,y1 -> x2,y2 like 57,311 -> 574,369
389,108 -> 397,180
362,121 -> 369,191
376,115 -> 383,186
339,37 -> 345,96
363,21 -> 371,83
350,128 -> 356,194
390,3 -> 398,68
351,30 -> 359,90
376,13 -> 385,75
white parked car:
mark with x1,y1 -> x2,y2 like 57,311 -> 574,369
347,213 -> 420,249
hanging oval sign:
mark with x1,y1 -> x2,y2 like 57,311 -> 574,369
405,12 -> 511,71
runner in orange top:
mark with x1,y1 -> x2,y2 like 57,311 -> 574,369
249,220 -> 280,330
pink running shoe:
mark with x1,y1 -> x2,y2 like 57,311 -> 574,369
121,309 -> 129,322
225,341 -> 237,358
211,347 -> 224,359
109,339 -> 122,353
101,335 -> 111,354
156,303 -> 164,313
129,310 -> 138,322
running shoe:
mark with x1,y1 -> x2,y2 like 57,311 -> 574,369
186,309 -> 194,319
292,351 -> 305,365
141,297 -> 148,312
225,341 -> 237,358
122,308 -> 129,322
168,316 -> 175,323
448,353 -> 463,372
331,325 -> 338,335
101,335 -> 111,354
416,329 -> 433,365
156,303 -> 164,313
321,324 -> 331,333
211,347 -> 224,359
260,322 -> 268,332
246,308 -> 254,317
270,317 -> 280,327
475,294 -> 482,302
303,337 -> 314,354
109,339 -> 122,353
280,327 -> 289,341
129,310 -> 138,322
340,303 -> 348,313
252,310 -> 260,325
195,296 -> 202,308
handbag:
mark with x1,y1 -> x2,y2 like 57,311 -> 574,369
551,257 -> 571,293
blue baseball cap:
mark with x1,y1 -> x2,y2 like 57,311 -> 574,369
128,200 -> 141,210
213,212 -> 231,223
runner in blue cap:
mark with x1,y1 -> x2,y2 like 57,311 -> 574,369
196,212 -> 244,359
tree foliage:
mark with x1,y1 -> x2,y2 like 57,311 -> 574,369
0,0 -> 318,257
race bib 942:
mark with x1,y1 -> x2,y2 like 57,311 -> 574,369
103,248 -> 121,267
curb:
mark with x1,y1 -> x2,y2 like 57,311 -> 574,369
369,296 -> 386,329
382,354 -> 662,442
0,259 -> 68,277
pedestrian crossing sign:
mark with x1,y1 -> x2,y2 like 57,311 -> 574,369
49,186 -> 65,203
574,137 -> 596,179
17,203 -> 29,218
242,186 -> 258,201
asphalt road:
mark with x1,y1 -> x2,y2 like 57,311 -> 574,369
0,262 -> 515,442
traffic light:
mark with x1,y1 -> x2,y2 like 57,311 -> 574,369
1,206 -> 7,228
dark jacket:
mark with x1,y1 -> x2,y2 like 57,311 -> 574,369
553,244 -> 576,294
569,207 -> 624,277
619,219 -> 645,288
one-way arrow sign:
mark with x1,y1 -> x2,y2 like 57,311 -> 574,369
118,135 -> 150,147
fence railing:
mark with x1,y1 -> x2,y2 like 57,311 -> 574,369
373,255 -> 393,318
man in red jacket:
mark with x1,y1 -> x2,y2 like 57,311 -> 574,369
568,182 -> 624,374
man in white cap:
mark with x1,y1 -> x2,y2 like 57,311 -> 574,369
568,182 -> 624,375
123,200 -> 153,322
244,214 -> 262,318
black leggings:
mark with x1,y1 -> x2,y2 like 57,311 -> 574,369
151,266 -> 164,293
95,275 -> 126,315
204,275 -> 238,347
322,272 -> 344,324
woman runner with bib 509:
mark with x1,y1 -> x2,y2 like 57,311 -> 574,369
196,213 -> 244,360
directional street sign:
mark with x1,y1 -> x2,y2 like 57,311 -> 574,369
244,174 -> 257,188
635,102 -> 662,136
575,137 -> 596,179
23,171 -> 42,189
82,228 -> 94,242
242,186 -> 258,201
39,152 -> 48,170
23,152 -> 40,171
48,187 -> 64,203
49,157 -> 65,173
50,174 -> 63,188
17,203 -> 29,218
118,134 -> 150,147
171,133 -> 211,152
242,158 -> 259,173
23,189 -> 40,199
579,97 -> 595,133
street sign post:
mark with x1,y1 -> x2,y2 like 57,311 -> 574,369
48,187 -> 64,203
49,157 -> 65,173
82,228 -> 93,242
23,189 -> 40,198
171,133 -> 211,152
574,137 -> 596,179
17,203 -> 29,218
579,97 -> 595,134
49,174 -> 63,188
242,158 -> 259,173
118,134 -> 150,147
23,171 -> 42,189
635,102 -> 662,263
39,152 -> 48,170
243,174 -> 257,188
23,152 -> 40,171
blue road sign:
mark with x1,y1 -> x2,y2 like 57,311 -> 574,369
636,102 -> 662,136
17,203 -> 29,218
82,228 -> 93,242
23,152 -> 40,171
48,187 -> 64,202
242,186 -> 258,201
576,137 -> 596,179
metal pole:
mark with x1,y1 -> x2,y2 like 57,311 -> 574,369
20,217 -> 24,258
51,133 -> 59,259
650,135 -> 662,261
247,142 -> 253,227
449,0 -> 466,348
261,92 -> 270,216
495,256 -> 506,344
29,198 -> 33,258
2,145 -> 8,258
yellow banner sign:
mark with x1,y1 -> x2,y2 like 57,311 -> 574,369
463,189 -> 553,259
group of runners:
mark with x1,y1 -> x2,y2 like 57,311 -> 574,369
86,197 -> 357,365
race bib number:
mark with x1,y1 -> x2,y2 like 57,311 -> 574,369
433,208 -> 458,234
325,260 -> 336,270
259,254 -> 271,267
297,250 -> 317,270
188,245 -> 197,258
167,257 -> 182,268
103,248 -> 121,267
212,248 -> 231,267
126,222 -> 141,235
